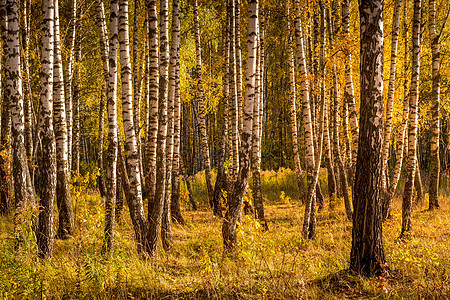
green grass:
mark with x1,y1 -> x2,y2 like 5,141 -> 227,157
0,170 -> 449,299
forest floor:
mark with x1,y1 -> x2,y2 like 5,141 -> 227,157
0,169 -> 449,299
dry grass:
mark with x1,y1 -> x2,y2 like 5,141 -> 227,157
0,170 -> 449,299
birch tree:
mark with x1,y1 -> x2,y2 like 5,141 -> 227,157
222,0 -> 258,251
350,0 -> 386,275
37,0 -> 56,258
54,0 -> 74,238
401,0 -> 421,239
118,0 -> 148,252
5,0 -> 36,249
381,0 -> 402,197
144,0 -> 159,206
147,0 -> 169,257
342,0 -> 359,183
428,0 -> 442,210
103,0 -> 119,256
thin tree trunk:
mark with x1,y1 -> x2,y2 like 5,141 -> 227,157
401,0 -> 421,239
0,0 -> 11,215
37,0 -> 56,258
235,0 -> 243,140
328,7 -> 352,220
95,0 -> 109,198
193,0 -> 215,209
65,0 -> 76,171
222,0 -> 258,251
341,0 -> 359,184
170,0 -> 184,225
102,0 -> 119,256
228,0 -> 239,182
381,0 -> 402,196
54,0 -> 74,239
161,0 -> 181,251
428,0 -> 441,210
212,12 -> 229,218
252,6 -> 266,230
383,3 -> 410,219
291,5 -> 307,203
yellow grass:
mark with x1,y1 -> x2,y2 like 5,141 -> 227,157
0,171 -> 449,299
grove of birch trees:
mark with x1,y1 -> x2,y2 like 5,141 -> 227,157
1,0 -> 450,279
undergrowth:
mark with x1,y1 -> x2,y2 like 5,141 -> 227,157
0,168 -> 449,299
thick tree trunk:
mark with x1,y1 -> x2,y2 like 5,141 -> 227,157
37,0 -> 56,258
146,0 -> 169,257
222,0 -> 258,251
401,0 -> 421,239
350,0 -> 386,276
428,0 -> 441,210
54,0 -> 74,239
103,0 -> 119,256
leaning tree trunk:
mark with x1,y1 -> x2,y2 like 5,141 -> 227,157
381,0 -> 402,197
350,0 -> 386,276
294,2 -> 318,239
291,4 -> 307,203
383,2 -> 410,219
428,0 -> 441,210
118,0 -> 148,253
102,0 -> 119,256
144,0 -> 159,207
328,9 -> 352,221
54,0 -> 74,239
5,0 -> 36,250
161,0 -> 181,251
222,0 -> 258,252
401,0 -> 421,239
228,0 -> 239,182
37,0 -> 56,259
20,0 -> 34,186
193,0 -> 215,209
147,0 -> 169,257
